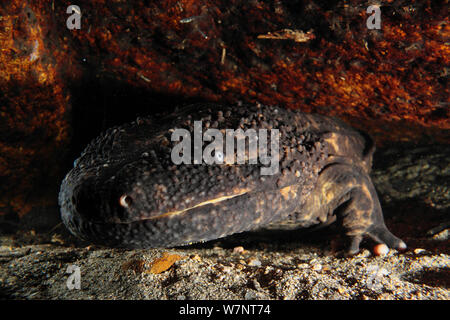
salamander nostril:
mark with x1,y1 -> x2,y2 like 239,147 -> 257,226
119,194 -> 133,208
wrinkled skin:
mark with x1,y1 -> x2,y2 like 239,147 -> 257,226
59,103 -> 406,254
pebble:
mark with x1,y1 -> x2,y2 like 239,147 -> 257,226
311,263 -> 322,271
147,252 -> 183,274
235,263 -> 245,270
221,266 -> 232,273
190,254 -> 202,261
296,263 -> 309,269
244,290 -> 258,300
413,248 -> 426,255
233,246 -> 245,254
357,249 -> 371,258
247,257 -> 262,267
373,244 -> 389,256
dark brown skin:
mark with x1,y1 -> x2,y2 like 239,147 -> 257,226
59,103 -> 406,254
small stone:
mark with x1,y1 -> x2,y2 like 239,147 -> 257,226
244,290 -> 258,300
221,266 -> 232,273
247,257 -> 262,267
311,263 -> 322,271
373,244 -> 389,256
357,249 -> 371,258
235,263 -> 245,270
233,246 -> 245,254
146,252 -> 183,274
414,248 -> 426,254
191,254 -> 202,261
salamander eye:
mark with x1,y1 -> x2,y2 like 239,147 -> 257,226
119,195 -> 133,208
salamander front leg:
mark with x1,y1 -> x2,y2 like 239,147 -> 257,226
305,164 -> 407,255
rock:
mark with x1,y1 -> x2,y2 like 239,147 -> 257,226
233,246 -> 245,254
247,258 -> 262,267
373,244 -> 389,256
147,252 -> 183,274
414,248 -> 427,255
1,1 -> 448,229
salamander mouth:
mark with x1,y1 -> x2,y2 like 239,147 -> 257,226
146,190 -> 250,220
61,188 -> 257,248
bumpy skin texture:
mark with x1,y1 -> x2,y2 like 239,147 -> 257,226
59,103 -> 406,254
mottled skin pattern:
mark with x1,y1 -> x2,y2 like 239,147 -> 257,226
59,103 -> 406,254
